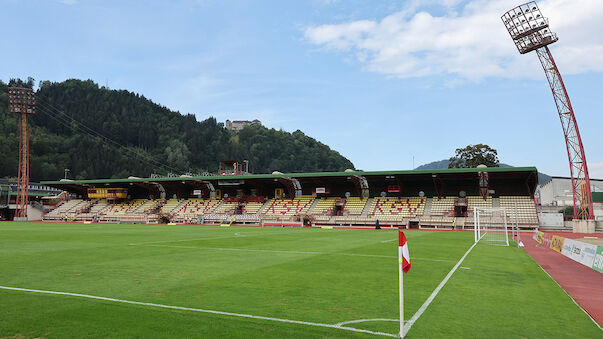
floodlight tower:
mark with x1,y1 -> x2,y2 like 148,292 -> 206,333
8,87 -> 36,219
502,2 -> 594,220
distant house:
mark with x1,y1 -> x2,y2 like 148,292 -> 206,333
225,119 -> 262,131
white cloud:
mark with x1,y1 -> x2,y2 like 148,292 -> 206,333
59,0 -> 78,5
304,0 -> 603,80
588,162 -> 603,180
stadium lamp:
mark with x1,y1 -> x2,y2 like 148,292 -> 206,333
501,1 -> 557,54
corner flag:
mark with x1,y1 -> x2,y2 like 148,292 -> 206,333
398,230 -> 411,338
399,231 -> 411,273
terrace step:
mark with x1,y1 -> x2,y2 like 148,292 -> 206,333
423,197 -> 433,215
361,198 -> 373,216
306,197 -> 322,215
492,197 -> 500,208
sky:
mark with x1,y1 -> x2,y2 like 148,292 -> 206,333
1,0 -> 602,178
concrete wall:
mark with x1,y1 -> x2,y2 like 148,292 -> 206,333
538,212 -> 563,227
26,205 -> 43,221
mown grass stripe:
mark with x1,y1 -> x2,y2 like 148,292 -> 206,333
133,243 -> 457,262
0,285 -> 397,337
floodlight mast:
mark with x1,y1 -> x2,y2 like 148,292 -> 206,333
502,1 -> 594,220
8,87 -> 37,219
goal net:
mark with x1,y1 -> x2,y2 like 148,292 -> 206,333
474,207 -> 509,246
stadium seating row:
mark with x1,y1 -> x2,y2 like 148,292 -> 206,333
243,202 -> 263,214
430,197 -> 455,215
44,199 -> 85,219
500,196 -> 539,224
311,197 -> 340,215
42,195 -> 539,228
343,197 -> 368,215
468,196 -> 492,209
369,197 -> 426,217
262,196 -> 315,217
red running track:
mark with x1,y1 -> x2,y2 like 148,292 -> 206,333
522,232 -> 603,327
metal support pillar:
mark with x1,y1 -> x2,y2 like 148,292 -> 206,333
15,113 -> 30,218
536,47 -> 593,219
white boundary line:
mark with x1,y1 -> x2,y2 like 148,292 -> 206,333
403,241 -> 479,335
336,318 -> 400,326
133,244 -> 457,263
0,285 -> 398,337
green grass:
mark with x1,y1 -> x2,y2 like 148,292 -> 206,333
0,222 -> 599,338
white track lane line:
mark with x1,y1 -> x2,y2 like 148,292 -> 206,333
0,285 -> 397,337
134,244 -> 457,263
403,241 -> 478,336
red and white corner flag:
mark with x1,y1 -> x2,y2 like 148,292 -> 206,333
398,230 -> 411,338
399,231 -> 411,273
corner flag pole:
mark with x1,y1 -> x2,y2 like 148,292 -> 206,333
399,242 -> 404,338
398,230 -> 411,338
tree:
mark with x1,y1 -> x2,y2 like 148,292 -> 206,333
560,205 -> 573,219
164,139 -> 191,172
448,144 -> 499,168
8,77 -> 34,89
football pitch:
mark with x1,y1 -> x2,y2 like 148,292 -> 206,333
0,222 -> 599,338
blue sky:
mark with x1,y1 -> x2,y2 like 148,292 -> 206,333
2,0 -> 602,177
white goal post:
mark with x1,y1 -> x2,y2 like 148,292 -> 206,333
474,207 -> 509,246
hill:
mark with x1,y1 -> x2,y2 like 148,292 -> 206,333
415,159 -> 552,185
0,79 -> 354,181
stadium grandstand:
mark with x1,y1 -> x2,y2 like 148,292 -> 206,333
39,166 -> 541,229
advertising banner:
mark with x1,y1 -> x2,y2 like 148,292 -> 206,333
542,233 -> 552,248
550,235 -> 564,253
569,239 -> 585,263
536,231 -> 544,244
578,242 -> 597,268
561,238 -> 576,259
592,246 -> 603,274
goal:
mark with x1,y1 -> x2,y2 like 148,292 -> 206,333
474,207 -> 509,246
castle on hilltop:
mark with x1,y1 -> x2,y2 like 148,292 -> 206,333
225,119 -> 262,131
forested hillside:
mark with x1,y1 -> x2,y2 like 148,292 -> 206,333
0,78 -> 354,181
